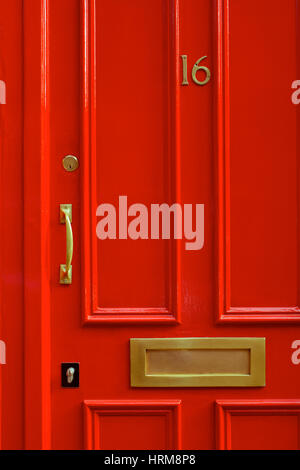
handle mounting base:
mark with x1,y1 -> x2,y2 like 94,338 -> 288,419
60,264 -> 72,284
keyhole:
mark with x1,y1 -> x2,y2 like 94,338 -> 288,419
62,155 -> 79,172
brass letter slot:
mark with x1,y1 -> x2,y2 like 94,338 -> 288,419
130,338 -> 265,387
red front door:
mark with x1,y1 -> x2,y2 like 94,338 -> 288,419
1,0 -> 300,450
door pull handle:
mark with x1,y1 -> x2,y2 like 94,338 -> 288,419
60,204 -> 73,284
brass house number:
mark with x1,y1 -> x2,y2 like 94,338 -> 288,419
181,55 -> 211,86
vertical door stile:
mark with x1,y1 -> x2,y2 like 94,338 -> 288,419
23,0 -> 51,450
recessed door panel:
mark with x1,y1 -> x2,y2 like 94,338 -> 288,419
80,0 -> 179,324
217,0 -> 300,321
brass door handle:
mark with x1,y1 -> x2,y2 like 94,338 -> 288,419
60,204 -> 73,284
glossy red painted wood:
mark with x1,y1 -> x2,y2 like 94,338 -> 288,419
80,0 -> 182,325
216,0 -> 300,323
0,0 -> 24,450
84,400 -> 182,450
24,0 -> 51,449
0,0 -> 300,450
216,400 -> 300,450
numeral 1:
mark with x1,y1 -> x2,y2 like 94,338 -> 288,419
181,55 -> 189,86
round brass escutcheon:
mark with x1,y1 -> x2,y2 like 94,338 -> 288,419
62,155 -> 79,172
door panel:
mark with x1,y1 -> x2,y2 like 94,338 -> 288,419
47,0 -> 299,450
217,401 -> 300,450
1,0 -> 298,450
217,0 -> 300,321
82,0 -> 179,323
84,400 -> 181,450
